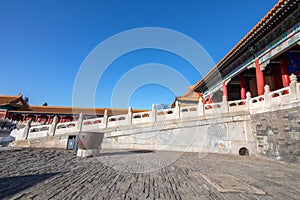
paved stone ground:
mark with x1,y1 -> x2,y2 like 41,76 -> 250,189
0,148 -> 299,200
0,132 -> 12,147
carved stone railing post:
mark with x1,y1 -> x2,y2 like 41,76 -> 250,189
246,91 -> 252,109
128,107 -> 133,125
174,101 -> 180,119
264,85 -> 271,107
198,98 -> 204,116
22,119 -> 32,140
102,110 -> 108,128
221,95 -> 228,113
289,74 -> 298,100
151,104 -> 157,122
49,116 -> 58,136
76,112 -> 84,132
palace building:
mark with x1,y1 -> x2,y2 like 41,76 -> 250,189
177,0 -> 300,104
0,94 -> 144,124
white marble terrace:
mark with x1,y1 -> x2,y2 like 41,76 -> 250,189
13,74 -> 300,140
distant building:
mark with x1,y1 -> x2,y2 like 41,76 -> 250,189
170,91 -> 204,108
0,94 -> 145,124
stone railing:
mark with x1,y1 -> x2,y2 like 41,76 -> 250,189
228,99 -> 247,112
16,74 -> 300,140
28,124 -> 51,139
132,111 -> 151,124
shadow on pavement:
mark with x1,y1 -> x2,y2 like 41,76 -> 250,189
0,173 -> 59,199
98,150 -> 155,157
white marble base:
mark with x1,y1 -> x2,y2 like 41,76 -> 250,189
77,148 -> 101,157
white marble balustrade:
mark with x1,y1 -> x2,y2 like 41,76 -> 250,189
17,74 -> 300,140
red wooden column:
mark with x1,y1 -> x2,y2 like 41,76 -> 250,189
206,95 -> 213,109
59,116 -> 64,123
46,115 -> 51,124
207,95 -> 213,103
240,72 -> 247,100
62,116 -> 67,123
223,81 -> 228,100
255,59 -> 265,96
50,116 -> 54,124
280,56 -> 290,87
3,110 -> 8,119
273,65 -> 282,90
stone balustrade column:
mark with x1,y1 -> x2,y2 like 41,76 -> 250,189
246,92 -> 252,110
198,98 -> 204,116
221,95 -> 228,113
49,116 -> 58,136
264,85 -> 271,107
102,110 -> 108,128
128,107 -> 133,125
174,101 -> 180,119
289,74 -> 298,100
22,119 -> 32,140
76,112 -> 84,132
151,104 -> 157,123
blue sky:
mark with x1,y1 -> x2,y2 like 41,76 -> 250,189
0,0 -> 278,109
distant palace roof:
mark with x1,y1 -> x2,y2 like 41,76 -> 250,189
0,94 -> 146,116
171,91 -> 203,107
0,94 -> 29,109
12,106 -> 144,116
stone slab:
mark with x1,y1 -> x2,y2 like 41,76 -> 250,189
201,173 -> 266,195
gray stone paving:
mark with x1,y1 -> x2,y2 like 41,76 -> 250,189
0,148 -> 300,200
